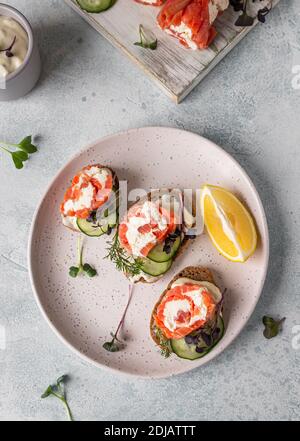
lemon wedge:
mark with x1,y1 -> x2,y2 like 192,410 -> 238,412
201,185 -> 257,262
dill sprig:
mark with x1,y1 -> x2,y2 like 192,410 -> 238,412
105,231 -> 143,277
154,326 -> 172,358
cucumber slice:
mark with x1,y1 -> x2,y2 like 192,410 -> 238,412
147,236 -> 181,263
99,211 -> 117,228
171,337 -> 206,361
77,211 -> 117,237
77,218 -> 107,237
170,316 -> 225,360
141,257 -> 173,277
76,0 -> 114,13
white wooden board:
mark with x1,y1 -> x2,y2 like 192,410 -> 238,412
65,0 -> 280,103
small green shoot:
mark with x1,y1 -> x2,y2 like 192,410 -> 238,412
69,235 -> 97,278
0,136 -> 38,169
41,375 -> 73,421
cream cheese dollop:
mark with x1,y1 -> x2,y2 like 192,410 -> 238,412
167,24 -> 198,50
61,166 -> 112,231
124,201 -> 169,258
0,16 -> 28,77
162,278 -> 222,332
171,278 -> 222,304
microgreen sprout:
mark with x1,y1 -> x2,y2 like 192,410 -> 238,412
134,24 -> 157,50
0,136 -> 38,169
263,316 -> 285,339
41,375 -> 73,421
103,284 -> 134,352
69,235 -> 97,278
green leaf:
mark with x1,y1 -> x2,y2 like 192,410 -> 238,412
83,263 -> 97,277
41,385 -> 53,399
134,24 -> 157,50
134,41 -> 157,50
12,154 -> 24,169
56,375 -> 67,398
18,136 -> 38,154
13,150 -> 29,162
69,266 -> 80,278
57,375 -> 67,386
148,41 -> 158,50
41,375 -> 73,421
103,340 -> 120,352
263,316 -> 285,339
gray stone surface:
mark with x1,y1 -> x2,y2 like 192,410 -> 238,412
0,0 -> 299,421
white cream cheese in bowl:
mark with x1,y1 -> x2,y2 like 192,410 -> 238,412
0,4 -> 41,101
0,15 -> 28,77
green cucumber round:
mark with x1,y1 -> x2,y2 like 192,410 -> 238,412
77,211 -> 117,237
170,316 -> 225,360
77,218 -> 107,237
76,0 -> 115,13
171,337 -> 208,361
147,236 -> 181,263
140,257 -> 173,277
100,211 -> 117,228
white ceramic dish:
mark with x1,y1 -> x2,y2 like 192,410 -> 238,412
28,127 -> 269,379
0,3 -> 41,101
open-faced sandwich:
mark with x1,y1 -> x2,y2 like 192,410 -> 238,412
107,189 -> 196,283
150,266 -> 225,359
60,164 -> 119,237
157,0 -> 229,50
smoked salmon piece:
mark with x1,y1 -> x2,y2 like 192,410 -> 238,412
154,283 -> 216,339
157,0 -> 229,50
118,200 -> 176,258
60,165 -> 113,219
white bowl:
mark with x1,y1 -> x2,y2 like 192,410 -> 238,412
0,3 -> 41,101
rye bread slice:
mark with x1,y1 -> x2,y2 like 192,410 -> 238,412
124,189 -> 196,284
150,266 -> 216,346
62,165 -> 119,233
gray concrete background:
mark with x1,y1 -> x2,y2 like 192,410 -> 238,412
0,0 -> 299,421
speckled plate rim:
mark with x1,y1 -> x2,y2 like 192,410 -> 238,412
27,127 -> 270,379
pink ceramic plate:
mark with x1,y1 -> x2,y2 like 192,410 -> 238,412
28,127 -> 269,378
